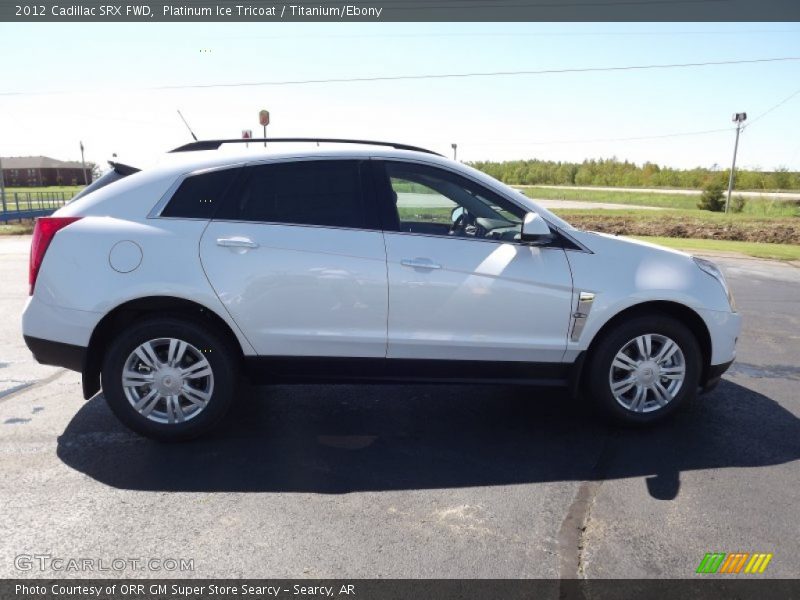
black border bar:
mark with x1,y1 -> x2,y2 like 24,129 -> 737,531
2,0 -> 800,22
4,580 -> 800,600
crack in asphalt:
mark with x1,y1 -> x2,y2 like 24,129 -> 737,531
557,430 -> 616,598
0,369 -> 66,404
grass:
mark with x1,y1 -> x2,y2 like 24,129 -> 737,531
3,185 -> 83,195
555,208 -> 800,245
631,236 -> 800,261
1,186 -> 80,214
0,223 -> 34,235
519,186 -> 800,217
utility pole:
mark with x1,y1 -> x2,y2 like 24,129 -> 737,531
451,143 -> 457,161
725,112 -> 747,214
79,141 -> 88,185
0,155 -> 6,215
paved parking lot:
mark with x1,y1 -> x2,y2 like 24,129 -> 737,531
1,235 -> 798,580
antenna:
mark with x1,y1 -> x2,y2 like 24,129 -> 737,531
177,110 -> 198,141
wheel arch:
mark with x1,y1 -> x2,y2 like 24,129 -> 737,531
582,300 -> 712,388
82,296 -> 246,399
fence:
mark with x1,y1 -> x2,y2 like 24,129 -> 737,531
0,191 -> 75,223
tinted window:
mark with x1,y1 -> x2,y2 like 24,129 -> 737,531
217,160 -> 368,229
384,162 -> 524,241
161,168 -> 239,219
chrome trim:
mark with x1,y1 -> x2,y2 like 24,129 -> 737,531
570,291 -> 595,342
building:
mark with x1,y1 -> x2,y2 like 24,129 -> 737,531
0,156 -> 91,187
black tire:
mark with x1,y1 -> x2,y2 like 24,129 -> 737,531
585,313 -> 702,425
101,317 -> 239,441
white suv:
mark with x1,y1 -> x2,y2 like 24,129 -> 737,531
22,139 -> 740,440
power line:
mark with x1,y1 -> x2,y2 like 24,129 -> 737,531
149,56 -> 800,91
469,127 -> 732,146
744,86 -> 800,129
3,56 -> 796,97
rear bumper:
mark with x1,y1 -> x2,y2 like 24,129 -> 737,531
23,335 -> 86,373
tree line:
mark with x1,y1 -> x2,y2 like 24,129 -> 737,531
468,158 -> 800,191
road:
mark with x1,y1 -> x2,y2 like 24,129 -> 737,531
0,236 -> 798,581
522,184 -> 800,201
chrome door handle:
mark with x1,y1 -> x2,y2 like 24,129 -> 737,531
401,258 -> 442,270
216,237 -> 259,249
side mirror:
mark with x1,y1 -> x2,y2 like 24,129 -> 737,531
451,206 -> 465,223
520,212 -> 553,244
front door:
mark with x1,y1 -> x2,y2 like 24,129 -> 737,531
377,160 -> 574,363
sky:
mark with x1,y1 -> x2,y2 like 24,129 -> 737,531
1,22 -> 799,172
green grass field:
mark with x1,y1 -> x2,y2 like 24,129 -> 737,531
519,186 -> 800,217
3,186 -> 83,195
631,236 -> 800,261
1,186 -> 82,214
554,208 -> 799,245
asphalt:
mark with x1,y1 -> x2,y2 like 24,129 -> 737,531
0,236 -> 798,581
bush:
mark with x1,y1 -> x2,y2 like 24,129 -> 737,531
697,182 -> 725,211
730,194 -> 747,213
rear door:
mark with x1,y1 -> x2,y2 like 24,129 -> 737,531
199,159 -> 388,357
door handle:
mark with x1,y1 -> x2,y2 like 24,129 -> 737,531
401,258 -> 442,270
216,237 -> 259,249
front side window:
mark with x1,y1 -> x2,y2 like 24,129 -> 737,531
216,160 -> 369,229
384,162 -> 524,241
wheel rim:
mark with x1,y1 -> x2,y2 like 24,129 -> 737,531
121,337 -> 214,425
608,333 -> 686,414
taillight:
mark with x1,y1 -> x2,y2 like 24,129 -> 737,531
29,217 -> 82,295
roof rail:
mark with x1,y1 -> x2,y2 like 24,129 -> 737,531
168,138 -> 443,156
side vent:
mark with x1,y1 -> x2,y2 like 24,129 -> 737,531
570,291 -> 595,342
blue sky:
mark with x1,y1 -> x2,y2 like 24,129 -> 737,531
1,22 -> 799,170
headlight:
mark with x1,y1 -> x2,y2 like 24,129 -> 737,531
693,257 -> 736,311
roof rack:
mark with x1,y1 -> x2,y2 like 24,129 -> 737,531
168,138 -> 443,156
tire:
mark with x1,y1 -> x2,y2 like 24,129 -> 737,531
585,313 -> 702,425
101,316 -> 239,441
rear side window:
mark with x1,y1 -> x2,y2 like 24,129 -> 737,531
161,168 -> 239,219
216,160 -> 371,229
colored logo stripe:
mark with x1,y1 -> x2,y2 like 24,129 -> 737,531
696,552 -> 773,574
745,553 -> 773,573
697,553 -> 725,573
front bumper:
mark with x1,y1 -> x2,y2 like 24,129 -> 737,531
700,359 -> 734,394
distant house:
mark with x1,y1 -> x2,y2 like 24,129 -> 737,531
0,156 -> 91,187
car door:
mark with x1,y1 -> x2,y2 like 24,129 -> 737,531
376,159 -> 574,364
200,158 -> 388,358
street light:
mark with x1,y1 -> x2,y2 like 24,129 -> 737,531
725,112 -> 747,214
80,141 -> 88,185
451,143 -> 457,161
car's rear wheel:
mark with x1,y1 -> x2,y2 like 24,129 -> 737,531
102,317 -> 238,441
586,314 -> 701,424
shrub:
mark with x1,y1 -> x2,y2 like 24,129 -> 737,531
697,182 -> 725,212
730,194 -> 747,213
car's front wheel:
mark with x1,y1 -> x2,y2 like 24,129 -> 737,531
586,314 -> 702,424
102,317 -> 238,441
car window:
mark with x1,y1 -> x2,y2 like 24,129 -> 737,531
216,160 -> 369,229
385,162 -> 524,241
161,168 -> 239,219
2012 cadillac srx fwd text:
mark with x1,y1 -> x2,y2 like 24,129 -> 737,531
21,138 -> 740,441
